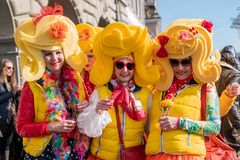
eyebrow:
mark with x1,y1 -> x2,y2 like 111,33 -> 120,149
170,58 -> 191,61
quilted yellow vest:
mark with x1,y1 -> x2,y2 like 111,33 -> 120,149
22,82 -> 52,157
146,85 -> 206,156
90,85 -> 150,160
22,72 -> 85,157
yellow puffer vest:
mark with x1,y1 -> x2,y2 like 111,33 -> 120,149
22,82 -> 52,156
90,85 -> 150,160
22,72 -> 85,157
146,85 -> 206,156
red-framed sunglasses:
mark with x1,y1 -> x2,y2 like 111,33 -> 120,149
115,61 -> 135,70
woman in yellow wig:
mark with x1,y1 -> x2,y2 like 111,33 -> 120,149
76,23 -> 103,99
77,22 -> 160,160
145,19 -> 222,160
14,5 -> 89,160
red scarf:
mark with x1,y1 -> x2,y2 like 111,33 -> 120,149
165,75 -> 193,100
83,71 -> 95,99
111,85 -> 146,121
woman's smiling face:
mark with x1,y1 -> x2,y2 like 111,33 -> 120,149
114,58 -> 135,84
170,57 -> 192,80
43,49 -> 65,75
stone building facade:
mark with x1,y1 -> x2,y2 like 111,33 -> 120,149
0,0 -> 160,83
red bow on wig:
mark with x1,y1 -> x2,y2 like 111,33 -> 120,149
111,85 -> 146,121
156,35 -> 169,58
201,20 -> 213,33
33,4 -> 64,25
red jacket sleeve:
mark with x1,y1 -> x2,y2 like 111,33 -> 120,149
16,82 -> 50,137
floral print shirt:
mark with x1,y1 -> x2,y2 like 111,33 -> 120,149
178,83 -> 221,136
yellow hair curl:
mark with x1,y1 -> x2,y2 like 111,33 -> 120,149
76,23 -> 103,53
90,22 -> 160,87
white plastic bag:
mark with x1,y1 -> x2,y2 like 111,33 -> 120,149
77,90 -> 112,137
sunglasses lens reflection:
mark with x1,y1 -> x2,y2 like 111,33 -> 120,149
169,59 -> 191,67
115,62 -> 135,70
116,62 -> 124,69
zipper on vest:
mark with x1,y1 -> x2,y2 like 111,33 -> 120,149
160,131 -> 163,152
122,111 -> 126,135
187,132 -> 191,148
95,136 -> 102,156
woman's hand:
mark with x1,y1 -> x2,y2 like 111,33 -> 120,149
47,119 -> 76,133
159,116 -> 178,131
226,83 -> 240,98
13,84 -> 21,94
96,98 -> 114,114
75,100 -> 89,112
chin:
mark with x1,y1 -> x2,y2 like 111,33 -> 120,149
119,79 -> 130,83
84,68 -> 91,72
177,77 -> 188,80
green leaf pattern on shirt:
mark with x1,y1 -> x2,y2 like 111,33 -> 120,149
179,84 -> 221,136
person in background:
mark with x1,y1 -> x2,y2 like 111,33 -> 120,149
76,23 -> 103,99
146,19 -> 221,160
216,45 -> 240,117
77,22 -> 160,160
14,5 -> 89,160
216,45 -> 240,156
0,58 -> 21,160
220,45 -> 240,71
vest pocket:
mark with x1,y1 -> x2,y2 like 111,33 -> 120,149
23,135 -> 51,157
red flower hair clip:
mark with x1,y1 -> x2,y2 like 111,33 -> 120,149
78,29 -> 91,41
49,21 -> 68,40
201,20 -> 213,33
33,4 -> 64,25
156,35 -> 169,58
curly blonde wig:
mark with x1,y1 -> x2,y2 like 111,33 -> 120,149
154,19 -> 221,91
14,15 -> 87,81
90,22 -> 160,87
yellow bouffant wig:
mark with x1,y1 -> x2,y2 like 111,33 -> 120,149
154,19 -> 221,91
76,23 -> 103,53
14,14 -> 87,81
90,22 -> 160,87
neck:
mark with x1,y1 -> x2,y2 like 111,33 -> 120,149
116,79 -> 135,91
7,76 -> 11,83
49,69 -> 61,78
54,71 -> 61,77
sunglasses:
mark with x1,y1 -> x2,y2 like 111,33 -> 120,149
115,61 -> 135,70
6,66 -> 14,70
169,59 -> 192,67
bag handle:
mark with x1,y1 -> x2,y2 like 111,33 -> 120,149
114,105 -> 125,149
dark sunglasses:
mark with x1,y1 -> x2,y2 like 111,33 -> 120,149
169,59 -> 192,67
115,61 -> 135,70
6,66 -> 14,70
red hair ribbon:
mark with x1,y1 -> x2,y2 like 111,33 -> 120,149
33,4 -> 64,25
156,35 -> 169,58
201,20 -> 213,33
